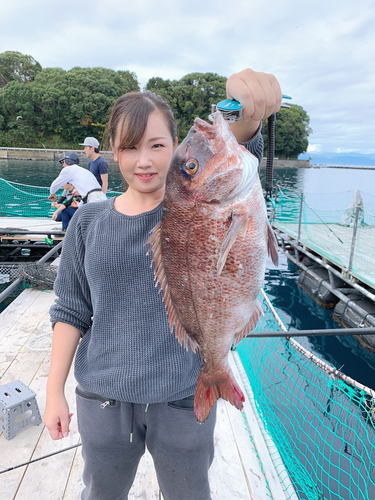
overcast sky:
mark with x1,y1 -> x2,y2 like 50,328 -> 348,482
2,0 -> 375,154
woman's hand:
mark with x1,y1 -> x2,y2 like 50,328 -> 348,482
44,393 -> 73,440
226,68 -> 282,143
52,210 -> 59,221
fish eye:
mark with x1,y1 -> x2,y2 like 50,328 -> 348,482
185,158 -> 199,175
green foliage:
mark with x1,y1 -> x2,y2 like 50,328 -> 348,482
0,51 -> 42,87
145,72 -> 227,141
0,58 -> 140,148
262,105 -> 312,158
0,51 -> 312,156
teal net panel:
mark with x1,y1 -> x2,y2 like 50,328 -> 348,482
0,178 -> 121,218
237,291 -> 375,500
352,208 -> 375,287
273,188 -> 375,289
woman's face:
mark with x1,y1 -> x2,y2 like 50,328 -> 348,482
113,111 -> 176,197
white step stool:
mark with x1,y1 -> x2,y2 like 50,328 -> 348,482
0,380 -> 42,440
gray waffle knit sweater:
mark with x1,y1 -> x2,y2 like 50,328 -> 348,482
50,129 -> 264,403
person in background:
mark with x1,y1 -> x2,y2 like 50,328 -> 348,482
49,151 -> 107,204
79,137 -> 109,195
51,182 -> 81,231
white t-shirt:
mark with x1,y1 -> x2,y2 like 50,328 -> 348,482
50,166 -> 102,198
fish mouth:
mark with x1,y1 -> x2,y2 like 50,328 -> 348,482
193,111 -> 232,141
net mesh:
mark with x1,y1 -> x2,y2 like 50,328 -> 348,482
0,264 -> 20,285
237,291 -> 375,500
19,262 -> 58,290
273,188 -> 375,289
0,177 -> 121,218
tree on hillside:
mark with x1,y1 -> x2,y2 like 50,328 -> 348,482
31,66 -> 139,145
146,72 -> 227,141
0,65 -> 140,148
262,105 -> 312,158
145,77 -> 178,111
0,81 -> 36,146
0,51 -> 42,87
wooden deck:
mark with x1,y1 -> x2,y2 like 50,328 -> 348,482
273,221 -> 375,290
0,287 -> 290,500
0,217 -> 62,233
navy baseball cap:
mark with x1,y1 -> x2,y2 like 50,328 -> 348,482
59,151 -> 80,166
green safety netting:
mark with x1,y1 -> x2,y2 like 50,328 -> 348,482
237,290 -> 375,500
272,188 -> 375,290
0,178 -> 121,218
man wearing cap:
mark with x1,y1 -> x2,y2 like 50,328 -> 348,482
49,151 -> 107,204
79,137 -> 108,195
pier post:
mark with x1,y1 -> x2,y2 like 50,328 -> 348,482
297,193 -> 304,242
272,184 -> 279,222
347,205 -> 360,279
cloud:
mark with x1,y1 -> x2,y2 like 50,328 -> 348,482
2,0 -> 375,152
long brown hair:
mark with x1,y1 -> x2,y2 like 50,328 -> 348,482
108,91 -> 177,151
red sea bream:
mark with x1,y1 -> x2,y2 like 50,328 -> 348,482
147,111 -> 278,422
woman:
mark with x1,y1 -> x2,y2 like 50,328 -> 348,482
44,68 -> 282,500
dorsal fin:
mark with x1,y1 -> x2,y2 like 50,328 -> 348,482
146,223 -> 198,353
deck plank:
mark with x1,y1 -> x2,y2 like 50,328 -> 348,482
209,400 -> 252,499
273,221 -> 375,290
0,288 -> 41,340
0,290 -> 58,499
0,290 -> 55,360
0,217 -> 62,232
13,356 -> 80,500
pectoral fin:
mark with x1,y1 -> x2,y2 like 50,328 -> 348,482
217,210 -> 249,277
267,223 -> 279,266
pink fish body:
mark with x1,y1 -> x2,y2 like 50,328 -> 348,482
147,111 -> 278,422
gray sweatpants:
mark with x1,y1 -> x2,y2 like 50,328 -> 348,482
76,386 -> 216,500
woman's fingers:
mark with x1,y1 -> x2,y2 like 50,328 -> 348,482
226,68 -> 282,122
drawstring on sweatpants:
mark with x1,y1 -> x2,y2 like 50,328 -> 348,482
130,403 -> 134,443
129,402 -> 150,442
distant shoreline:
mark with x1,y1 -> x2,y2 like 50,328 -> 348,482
308,164 -> 375,170
1,147 -> 374,170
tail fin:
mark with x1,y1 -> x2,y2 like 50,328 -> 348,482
194,369 -> 245,423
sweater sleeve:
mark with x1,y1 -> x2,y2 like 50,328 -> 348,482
241,122 -> 264,165
50,209 -> 93,335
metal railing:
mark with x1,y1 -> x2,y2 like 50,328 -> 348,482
0,240 -> 62,304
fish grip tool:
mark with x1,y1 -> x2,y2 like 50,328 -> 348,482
210,95 -> 292,204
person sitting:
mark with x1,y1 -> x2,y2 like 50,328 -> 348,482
51,182 -> 81,231
49,151 -> 107,204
